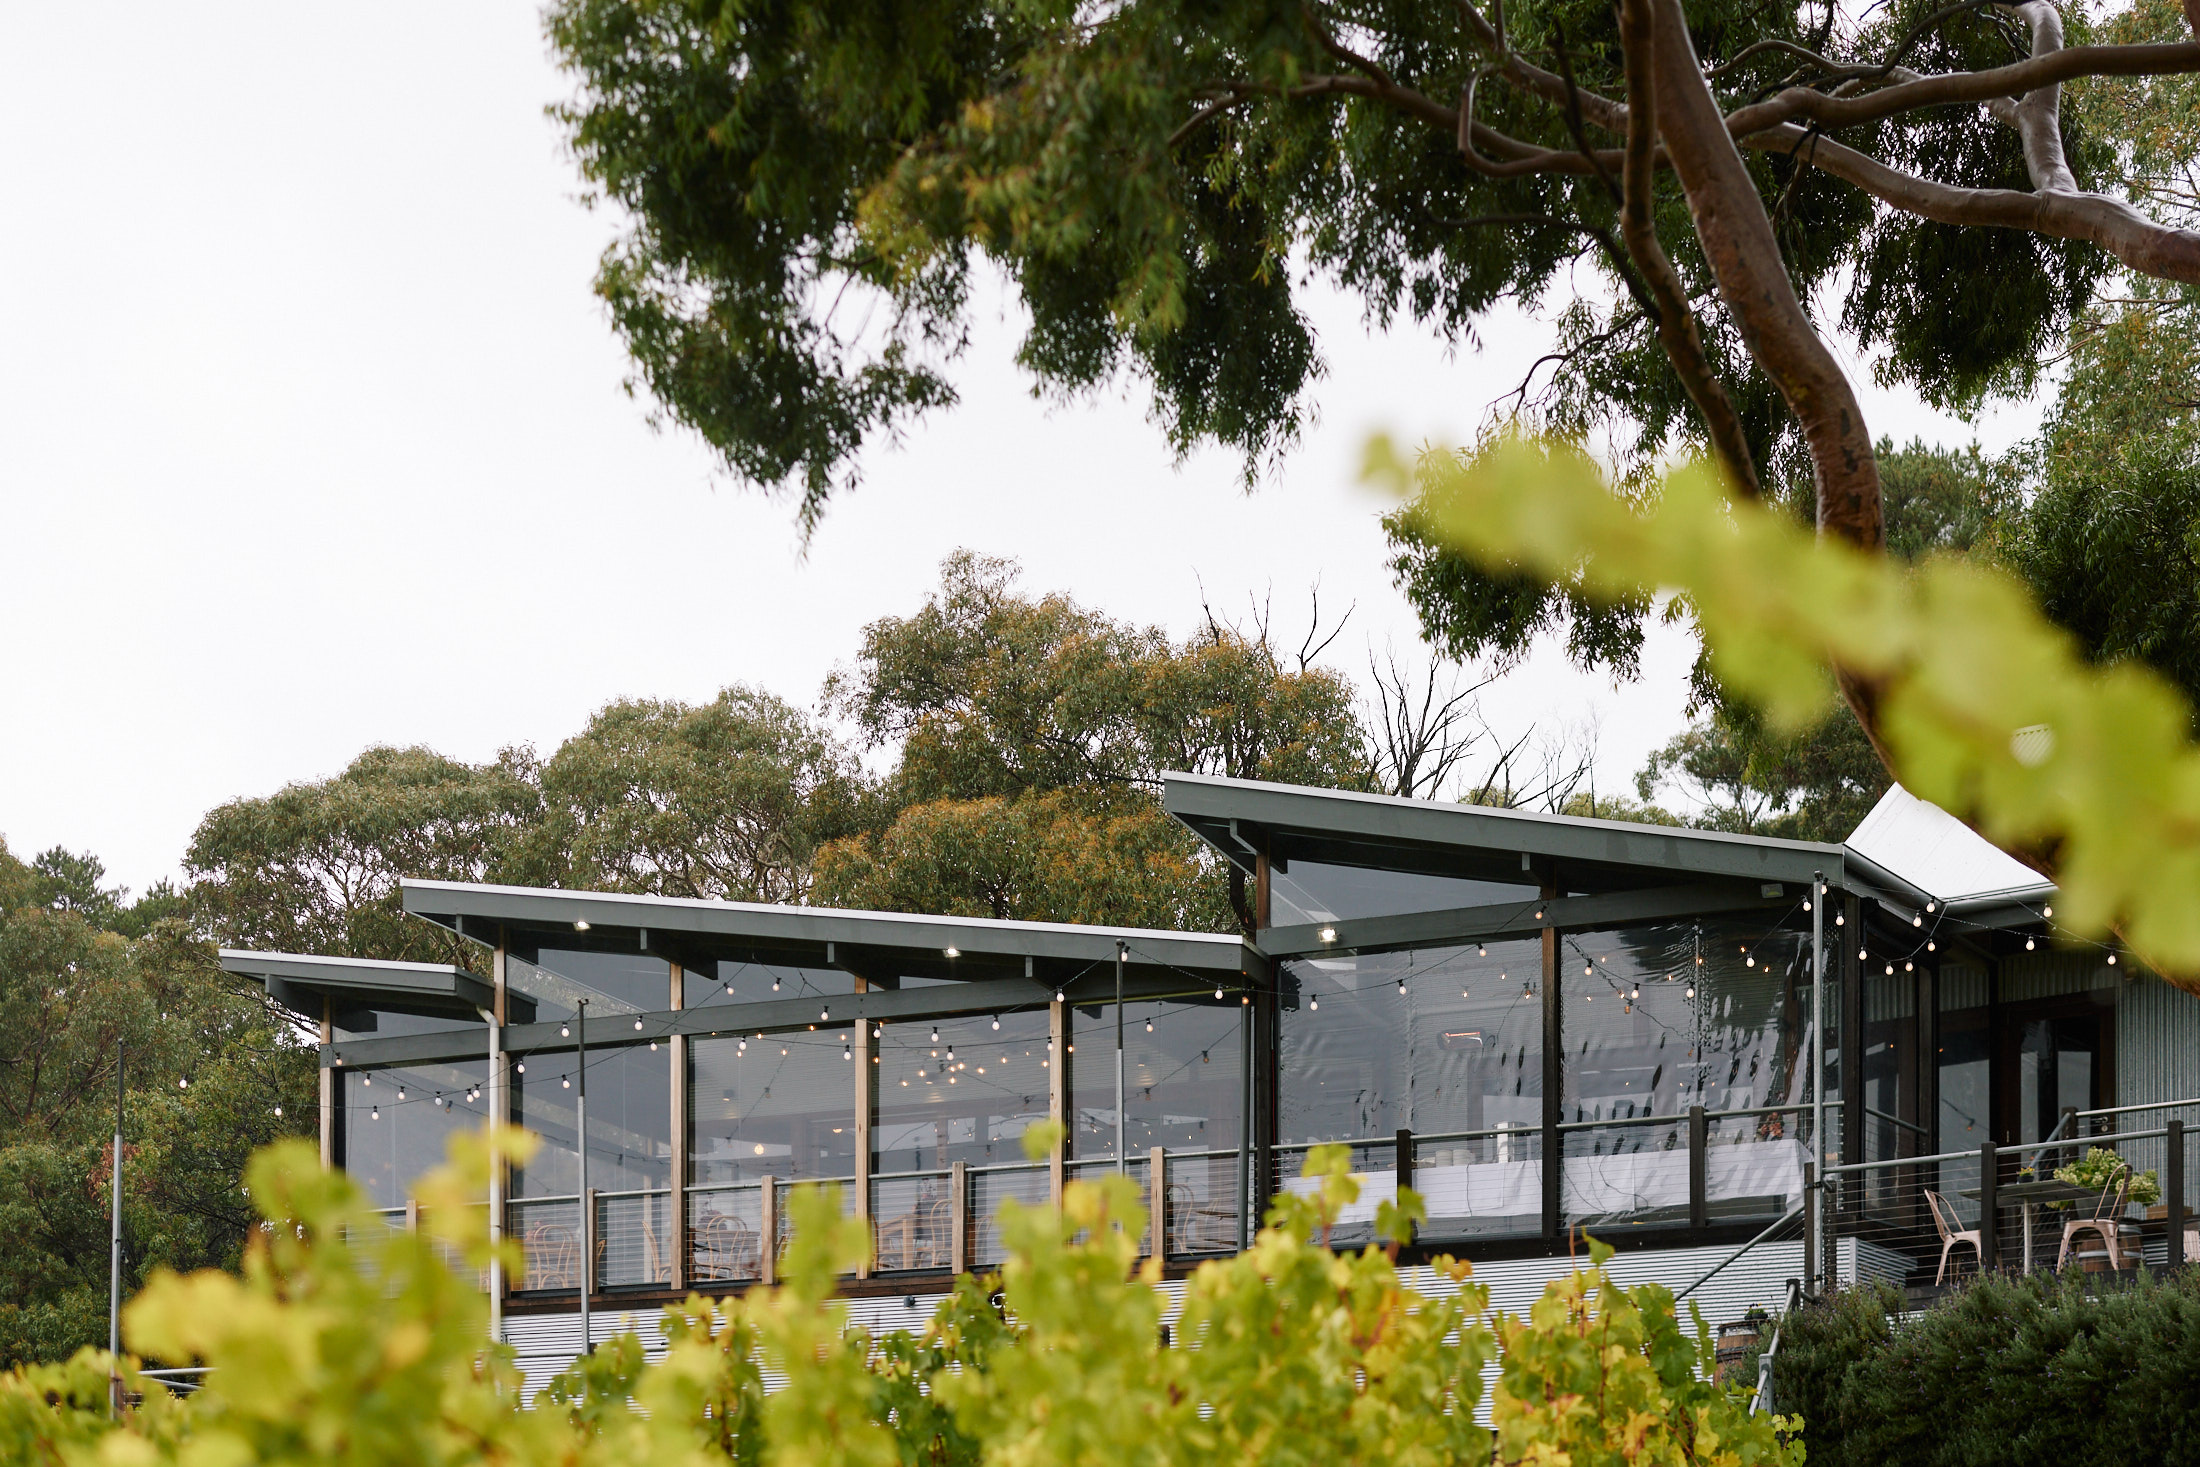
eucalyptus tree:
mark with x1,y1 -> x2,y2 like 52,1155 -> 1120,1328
548,0 -> 2200,778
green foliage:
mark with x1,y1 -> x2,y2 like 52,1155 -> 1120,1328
510,686 -> 871,903
1367,428 -> 2200,970
0,837 -> 315,1369
2002,291 -> 2200,715
2054,1144 -> 2161,1207
1637,707 -> 1889,842
0,1130 -> 1800,1467
542,0 -> 2113,530
816,551 -> 1368,929
185,745 -> 542,968
1752,1272 -> 2200,1466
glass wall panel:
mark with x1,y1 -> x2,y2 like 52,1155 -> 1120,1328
685,960 -> 853,1008
1935,963 -> 1990,1225
1281,941 -> 1543,1242
338,1060 -> 490,1211
1560,922 -> 1809,1228
689,1030 -> 857,1184
1067,1000 -> 1243,1161
510,949 -> 672,1020
688,1027 -> 857,1280
875,1011 -> 1051,1170
1065,999 -> 1245,1257
511,1044 -> 673,1290
1268,860 -> 1539,927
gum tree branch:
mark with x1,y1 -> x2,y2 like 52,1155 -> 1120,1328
1744,122 -> 2200,283
1644,0 -> 1881,549
1722,38 -> 2200,138
1616,0 -> 1762,497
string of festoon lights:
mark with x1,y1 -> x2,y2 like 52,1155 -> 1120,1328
1852,895 -> 2122,978
1289,895 -> 1815,1017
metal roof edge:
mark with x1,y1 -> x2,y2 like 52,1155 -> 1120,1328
397,880 -> 1252,965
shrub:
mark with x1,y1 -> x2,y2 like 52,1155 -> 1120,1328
1757,1270 -> 2200,1466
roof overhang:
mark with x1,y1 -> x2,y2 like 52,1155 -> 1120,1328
219,950 -> 498,1027
1164,771 -> 1850,893
398,880 -> 1256,987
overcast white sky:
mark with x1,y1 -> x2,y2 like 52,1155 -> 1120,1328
0,2 -> 2041,896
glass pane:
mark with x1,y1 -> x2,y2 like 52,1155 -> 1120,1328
690,1031 -> 857,1185
1562,922 -> 1809,1227
1268,859 -> 1538,927
876,1011 -> 1051,1171
596,1190 -> 674,1288
1280,940 -> 1543,1142
512,1044 -> 672,1198
511,1196 -> 581,1291
1068,1000 -> 1243,1162
688,1185 -> 764,1283
970,1165 -> 1050,1267
1938,1006 -> 1990,1151
685,960 -> 853,1008
510,949 -> 672,1019
870,1172 -> 955,1273
339,1061 -> 492,1208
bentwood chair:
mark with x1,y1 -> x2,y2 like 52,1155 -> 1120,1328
2059,1164 -> 2142,1271
1925,1189 -> 1983,1285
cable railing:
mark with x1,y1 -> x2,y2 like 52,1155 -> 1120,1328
1818,1113 -> 2200,1285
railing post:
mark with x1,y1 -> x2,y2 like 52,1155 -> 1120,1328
950,1160 -> 969,1276
404,1198 -> 420,1234
1150,1146 -> 1168,1260
1979,1142 -> 1998,1273
2168,1119 -> 2187,1270
1688,1106 -> 1708,1230
1395,1128 -> 1415,1245
2060,1105 -> 2079,1175
1802,1162 -> 1817,1295
759,1176 -> 777,1287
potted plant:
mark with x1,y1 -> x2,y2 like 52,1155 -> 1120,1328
2051,1147 -> 2161,1210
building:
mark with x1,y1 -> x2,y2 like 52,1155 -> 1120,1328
219,772 -> 2200,1374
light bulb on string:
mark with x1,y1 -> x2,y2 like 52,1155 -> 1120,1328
560,1025 -> 570,1038
1310,997 -> 1320,1011
516,1061 -> 525,1074
2025,937 -> 2036,951
1478,945 -> 1487,957
634,1018 -> 644,1031
931,1027 -> 940,1044
562,1076 -> 571,1089
1927,940 -> 1937,952
1686,984 -> 1696,999
397,1087 -> 406,1100
1145,1018 -> 1153,1032
370,1106 -> 379,1121
772,979 -> 780,991
1397,979 -> 1407,995
1216,986 -> 1225,1000
992,1016 -> 1001,1031
273,1106 -> 282,1118
2109,953 -> 2119,966
1054,989 -> 1064,1003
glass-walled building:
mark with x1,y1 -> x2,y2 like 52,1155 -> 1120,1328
223,772 -> 2195,1322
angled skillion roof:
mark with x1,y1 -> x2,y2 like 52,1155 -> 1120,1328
398,879 -> 1255,985
1163,771 -> 1856,893
1844,784 -> 2054,914
219,949 -> 502,1025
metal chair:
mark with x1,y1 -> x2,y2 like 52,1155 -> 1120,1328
691,1210 -> 759,1281
1925,1189 -> 1983,1285
2059,1163 -> 2142,1271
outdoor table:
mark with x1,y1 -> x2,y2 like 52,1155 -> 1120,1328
1960,1178 -> 2102,1273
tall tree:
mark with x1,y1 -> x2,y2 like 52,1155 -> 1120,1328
0,838 -> 312,1366
185,746 -> 541,968
545,0 -> 2200,872
815,553 -> 1368,929
511,687 -> 871,902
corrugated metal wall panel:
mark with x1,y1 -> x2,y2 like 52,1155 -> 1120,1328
2111,973 -> 2200,1193
1999,949 -> 2116,1004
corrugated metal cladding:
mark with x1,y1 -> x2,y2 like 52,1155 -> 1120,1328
1938,959 -> 1989,1011
501,1239 -> 1905,1399
1997,948 -> 2118,1004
